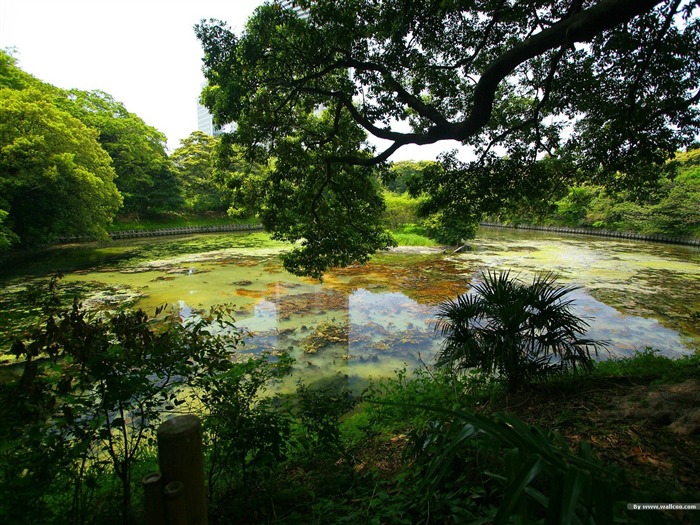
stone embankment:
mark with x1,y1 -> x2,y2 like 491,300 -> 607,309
59,223 -> 264,243
480,222 -> 700,247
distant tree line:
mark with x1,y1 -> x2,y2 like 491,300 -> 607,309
0,50 -> 265,252
1,43 -> 697,257
382,155 -> 700,240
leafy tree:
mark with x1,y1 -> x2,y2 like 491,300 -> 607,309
196,0 -> 700,275
0,210 -> 17,251
0,88 -> 122,247
0,49 -> 49,91
383,160 -> 436,194
382,191 -> 424,230
212,141 -> 273,220
56,89 -> 181,215
171,131 -> 228,212
434,271 -> 606,392
200,352 -> 293,499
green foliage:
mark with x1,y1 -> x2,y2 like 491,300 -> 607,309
364,366 -> 494,435
408,405 -> 631,525
595,348 -> 700,383
57,89 -> 181,215
492,149 -> 700,238
421,211 -> 479,245
292,382 -> 357,458
381,191 -> 423,230
0,209 -> 17,251
2,292 -> 692,525
435,271 -> 606,392
0,49 -> 58,94
0,88 -> 122,248
211,136 -> 271,219
254,109 -> 396,278
1,279 -> 241,524
391,224 -> 438,246
200,351 -> 294,497
196,1 -> 700,270
383,160 -> 437,194
552,186 -> 601,227
171,131 -> 228,213
405,157 -> 483,245
108,211 -> 257,231
643,174 -> 700,236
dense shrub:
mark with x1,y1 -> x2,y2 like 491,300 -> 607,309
435,271 -> 606,392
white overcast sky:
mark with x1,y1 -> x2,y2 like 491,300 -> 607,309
0,0 -> 460,159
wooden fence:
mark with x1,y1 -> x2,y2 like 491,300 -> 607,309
479,222 -> 700,247
57,223 -> 263,243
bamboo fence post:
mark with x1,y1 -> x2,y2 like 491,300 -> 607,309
164,481 -> 188,525
157,415 -> 208,525
142,472 -> 167,525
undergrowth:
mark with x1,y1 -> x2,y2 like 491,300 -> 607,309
1,283 -> 696,525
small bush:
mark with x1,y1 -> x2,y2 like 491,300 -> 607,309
435,270 -> 607,392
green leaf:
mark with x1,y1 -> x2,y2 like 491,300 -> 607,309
493,456 -> 543,525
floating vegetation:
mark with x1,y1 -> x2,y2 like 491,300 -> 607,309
325,254 -> 470,305
0,278 -> 143,352
1,229 -> 698,385
302,321 -> 350,354
276,290 -> 349,319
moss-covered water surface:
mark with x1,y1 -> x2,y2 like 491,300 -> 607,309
1,228 -> 698,385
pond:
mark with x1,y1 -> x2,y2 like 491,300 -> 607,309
1,227 -> 698,389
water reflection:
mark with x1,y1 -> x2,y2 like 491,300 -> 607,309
567,289 -> 691,359
180,275 -> 693,385
1,228 -> 697,384
222,287 -> 441,384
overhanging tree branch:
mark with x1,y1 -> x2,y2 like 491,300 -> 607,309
296,0 -> 668,167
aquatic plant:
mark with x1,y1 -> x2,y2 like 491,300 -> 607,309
435,270 -> 606,392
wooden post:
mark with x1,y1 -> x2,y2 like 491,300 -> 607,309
142,472 -> 167,525
164,481 -> 188,525
157,415 -> 208,525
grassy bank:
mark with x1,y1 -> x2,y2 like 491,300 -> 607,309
109,212 -> 260,231
111,214 -> 439,249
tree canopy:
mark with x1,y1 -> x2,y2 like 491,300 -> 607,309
171,131 -> 227,212
196,0 -> 700,275
0,88 -> 121,246
0,49 -> 187,250
56,89 -> 181,214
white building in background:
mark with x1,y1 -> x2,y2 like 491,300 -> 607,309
197,82 -> 219,136
196,101 -> 216,136
277,0 -> 308,19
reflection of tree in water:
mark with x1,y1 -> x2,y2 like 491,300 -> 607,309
239,286 -> 442,371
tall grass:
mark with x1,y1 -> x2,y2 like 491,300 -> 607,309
392,224 -> 438,246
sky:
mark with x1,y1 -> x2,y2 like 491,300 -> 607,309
0,0 -> 460,159
0,0 -> 259,151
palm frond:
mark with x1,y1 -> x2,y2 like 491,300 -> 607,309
435,270 -> 606,391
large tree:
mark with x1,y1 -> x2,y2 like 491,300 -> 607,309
0,88 -> 122,247
196,0 -> 700,274
56,89 -> 182,215
171,131 -> 228,212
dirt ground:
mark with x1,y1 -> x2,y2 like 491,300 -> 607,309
498,377 -> 700,505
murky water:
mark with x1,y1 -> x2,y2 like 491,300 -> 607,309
1,228 -> 698,387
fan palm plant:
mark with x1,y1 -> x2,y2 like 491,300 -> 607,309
435,270 -> 606,392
